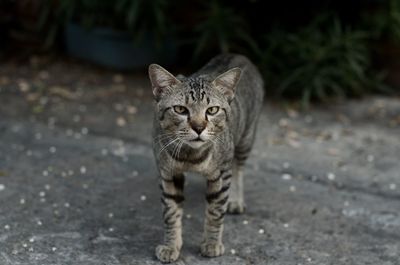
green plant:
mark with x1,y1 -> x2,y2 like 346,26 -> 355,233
192,0 -> 256,60
367,0 -> 400,43
39,0 -> 170,48
256,16 -> 386,107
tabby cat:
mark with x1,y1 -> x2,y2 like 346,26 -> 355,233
149,54 -> 264,263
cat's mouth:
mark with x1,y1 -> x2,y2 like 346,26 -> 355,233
191,137 -> 204,142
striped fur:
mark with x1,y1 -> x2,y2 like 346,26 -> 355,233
149,54 -> 264,262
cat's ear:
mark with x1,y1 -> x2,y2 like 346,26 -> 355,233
148,64 -> 181,100
212,67 -> 242,101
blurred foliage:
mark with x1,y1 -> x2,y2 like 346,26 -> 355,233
25,0 -> 400,104
39,0 -> 170,48
256,16 -> 388,107
366,0 -> 400,43
192,0 -> 257,60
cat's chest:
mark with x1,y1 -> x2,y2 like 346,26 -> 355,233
169,151 -> 216,175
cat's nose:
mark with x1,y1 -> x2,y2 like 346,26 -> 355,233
190,122 -> 206,135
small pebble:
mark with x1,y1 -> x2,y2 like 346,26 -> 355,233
289,186 -> 296,192
116,117 -> 127,127
66,129 -> 73,136
132,170 -> 138,177
80,166 -> 86,174
127,105 -> 137,114
20,198 -> 26,204
64,202 -> 70,208
82,183 -> 89,189
68,170 -> 74,176
101,149 -> 108,156
73,115 -> 81,122
230,249 -> 236,255
52,247 -> 57,252
282,162 -> 290,169
344,201 -> 350,207
35,132 -> 42,140
186,214 -> 192,219
113,74 -> 124,83
367,155 -> 375,163
42,170 -> 49,176
327,172 -> 335,181
0,184 -> 5,191
37,220 -> 42,226
140,195 -> 147,201
389,183 -> 397,190
22,243 -> 28,248
39,191 -> 46,197
79,105 -> 87,112
243,220 -> 249,225
29,238 -> 35,243
282,174 -> 292,180
28,247 -> 33,252
44,184 -> 51,190
81,127 -> 89,135
4,224 -> 10,230
108,213 -> 114,218
114,103 -> 124,111
39,70 -> 49,80
258,229 -> 265,234
26,150 -> 32,156
109,227 -> 114,232
279,118 -> 289,127
283,223 -> 289,228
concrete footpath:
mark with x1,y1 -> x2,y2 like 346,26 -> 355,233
0,59 -> 399,264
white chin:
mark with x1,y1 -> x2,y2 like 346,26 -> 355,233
187,141 -> 206,148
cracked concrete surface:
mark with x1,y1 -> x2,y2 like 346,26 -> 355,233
0,59 -> 399,264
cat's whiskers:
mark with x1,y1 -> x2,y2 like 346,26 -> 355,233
155,132 -> 186,146
158,137 -> 181,157
170,139 -> 184,175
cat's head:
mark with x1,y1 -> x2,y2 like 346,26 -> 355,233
148,64 -> 241,148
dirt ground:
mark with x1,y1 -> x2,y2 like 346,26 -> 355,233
0,57 -> 399,265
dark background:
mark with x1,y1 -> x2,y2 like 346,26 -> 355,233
1,0 -> 400,106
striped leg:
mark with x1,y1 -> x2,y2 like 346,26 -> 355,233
156,173 -> 185,263
227,162 -> 245,214
201,168 -> 232,257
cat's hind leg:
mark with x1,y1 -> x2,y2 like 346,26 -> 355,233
228,125 -> 257,214
227,161 -> 245,214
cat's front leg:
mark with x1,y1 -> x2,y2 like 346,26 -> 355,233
201,168 -> 232,257
156,172 -> 185,263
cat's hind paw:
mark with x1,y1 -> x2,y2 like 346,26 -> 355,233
155,245 -> 180,263
227,200 -> 245,214
200,242 -> 225,257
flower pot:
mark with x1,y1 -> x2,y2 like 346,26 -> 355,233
65,23 -> 176,70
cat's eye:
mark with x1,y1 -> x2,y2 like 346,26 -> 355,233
173,105 -> 188,115
206,106 -> 220,115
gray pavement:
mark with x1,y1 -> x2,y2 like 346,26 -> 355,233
0,60 -> 399,264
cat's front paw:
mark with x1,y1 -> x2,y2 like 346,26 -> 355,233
155,245 -> 180,263
227,200 -> 245,214
200,242 -> 225,257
